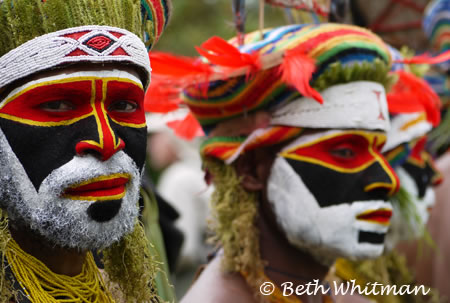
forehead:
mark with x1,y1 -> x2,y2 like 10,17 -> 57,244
1,67 -> 143,104
281,129 -> 386,151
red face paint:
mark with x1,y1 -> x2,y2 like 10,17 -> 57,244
280,131 -> 399,196
0,73 -> 147,190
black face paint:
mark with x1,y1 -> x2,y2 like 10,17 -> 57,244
0,117 -> 147,190
285,159 -> 394,207
402,159 -> 437,198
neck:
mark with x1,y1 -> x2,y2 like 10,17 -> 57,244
258,205 -> 329,303
9,223 -> 87,276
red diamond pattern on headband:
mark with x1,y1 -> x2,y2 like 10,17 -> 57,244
84,35 -> 113,52
63,30 -> 130,57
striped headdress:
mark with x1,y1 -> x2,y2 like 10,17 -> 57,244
146,23 -> 393,162
423,0 -> 450,54
141,0 -> 172,49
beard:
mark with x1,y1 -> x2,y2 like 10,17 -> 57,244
0,130 -> 140,251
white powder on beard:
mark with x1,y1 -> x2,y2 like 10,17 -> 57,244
0,128 -> 140,250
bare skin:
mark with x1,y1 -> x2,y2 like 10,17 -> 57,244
182,148 -> 331,303
9,223 -> 86,276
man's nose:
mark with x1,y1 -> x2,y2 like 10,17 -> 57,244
363,155 -> 400,198
75,107 -> 125,161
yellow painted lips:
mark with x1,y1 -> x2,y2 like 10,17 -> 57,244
63,173 -> 130,201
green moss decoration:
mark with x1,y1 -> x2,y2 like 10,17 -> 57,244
203,157 -> 266,296
428,108 -> 450,155
0,0 -> 151,57
102,221 -> 162,303
313,59 -> 397,93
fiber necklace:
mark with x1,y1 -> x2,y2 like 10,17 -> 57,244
6,238 -> 115,303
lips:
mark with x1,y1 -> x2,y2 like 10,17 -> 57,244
356,208 -> 392,225
63,173 -> 130,201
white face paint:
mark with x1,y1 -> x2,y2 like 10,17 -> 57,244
0,68 -> 146,250
0,130 -> 141,250
266,130 -> 397,264
385,167 -> 436,250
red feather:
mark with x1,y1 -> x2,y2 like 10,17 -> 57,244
144,76 -> 183,113
279,47 -> 323,104
396,50 -> 450,65
387,71 -> 441,126
195,36 -> 261,74
149,51 -> 212,78
167,112 -> 204,140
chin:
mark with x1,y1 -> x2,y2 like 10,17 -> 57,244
0,135 -> 142,250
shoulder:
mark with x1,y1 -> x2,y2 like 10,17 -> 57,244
180,255 -> 257,303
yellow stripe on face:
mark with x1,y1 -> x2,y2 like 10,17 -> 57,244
0,77 -> 142,110
110,117 -> 147,128
280,131 -> 384,174
64,191 -> 126,202
0,112 -> 94,127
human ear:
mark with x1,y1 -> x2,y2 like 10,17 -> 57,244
234,149 -> 274,192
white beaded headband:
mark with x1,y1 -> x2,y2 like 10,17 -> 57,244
0,25 -> 151,90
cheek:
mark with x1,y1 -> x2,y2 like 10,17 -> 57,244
110,121 -> 147,170
0,118 -> 89,189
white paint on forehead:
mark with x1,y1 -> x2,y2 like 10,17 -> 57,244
382,113 -> 432,152
271,81 -> 390,132
280,129 -> 345,153
1,69 -> 142,107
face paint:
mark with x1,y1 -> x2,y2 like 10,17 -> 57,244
0,68 -> 147,250
267,130 -> 399,264
402,136 -> 443,194
388,136 -> 442,244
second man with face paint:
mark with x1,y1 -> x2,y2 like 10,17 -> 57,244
146,23 -> 401,302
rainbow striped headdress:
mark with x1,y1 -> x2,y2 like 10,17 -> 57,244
141,0 -> 172,50
423,0 -> 450,54
146,23 -> 393,162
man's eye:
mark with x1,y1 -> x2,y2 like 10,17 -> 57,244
330,147 -> 356,159
39,100 -> 75,112
109,100 -> 138,113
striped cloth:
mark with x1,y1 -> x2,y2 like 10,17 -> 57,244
423,0 -> 450,53
183,24 -> 391,132
181,23 -> 392,161
141,0 -> 171,49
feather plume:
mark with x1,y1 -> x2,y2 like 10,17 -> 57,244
387,71 -> 441,126
167,112 -> 204,140
144,77 -> 183,113
396,50 -> 450,65
279,47 -> 323,103
149,51 -> 213,79
195,36 -> 261,76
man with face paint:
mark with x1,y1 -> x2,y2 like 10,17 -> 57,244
146,23 -> 399,302
394,2 -> 450,298
332,46 -> 444,303
0,0 -> 172,302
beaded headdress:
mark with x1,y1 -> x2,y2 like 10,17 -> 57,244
0,0 -> 172,90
